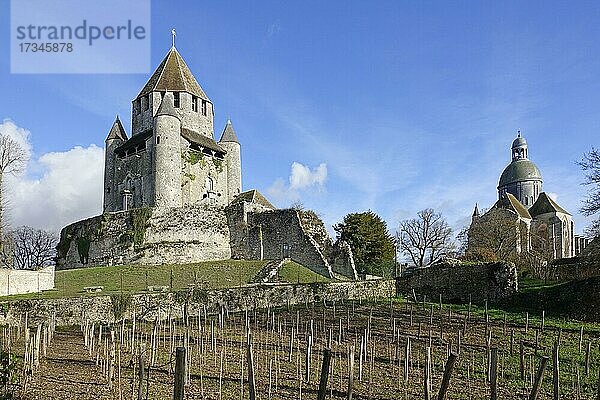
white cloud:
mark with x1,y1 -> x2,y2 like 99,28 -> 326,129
289,162 -> 327,190
1,120 -> 103,233
267,162 -> 327,205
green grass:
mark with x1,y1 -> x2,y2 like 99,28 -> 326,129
278,260 -> 331,284
1,260 -> 268,300
518,276 -> 564,292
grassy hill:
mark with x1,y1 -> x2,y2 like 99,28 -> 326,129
499,276 -> 600,322
2,259 -> 338,300
277,260 -> 331,284
5,260 -> 268,300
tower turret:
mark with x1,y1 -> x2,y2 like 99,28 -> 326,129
153,92 -> 182,208
219,119 -> 242,202
104,116 -> 128,212
511,130 -> 528,161
472,203 -> 480,221
498,131 -> 543,207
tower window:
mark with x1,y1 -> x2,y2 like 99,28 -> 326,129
192,96 -> 198,112
173,92 -> 180,108
201,100 -> 207,116
156,136 -> 160,145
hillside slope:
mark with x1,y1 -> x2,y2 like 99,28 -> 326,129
500,276 -> 600,322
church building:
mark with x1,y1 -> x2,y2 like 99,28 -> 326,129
469,132 -> 579,260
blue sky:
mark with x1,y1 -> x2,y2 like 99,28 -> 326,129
0,1 -> 597,236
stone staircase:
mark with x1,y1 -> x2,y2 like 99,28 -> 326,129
251,259 -> 288,283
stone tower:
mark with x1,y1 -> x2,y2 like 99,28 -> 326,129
102,43 -> 243,212
219,120 -> 242,200
153,92 -> 182,208
103,116 -> 128,211
497,131 -> 543,208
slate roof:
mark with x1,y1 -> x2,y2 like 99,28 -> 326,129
219,119 -> 239,143
494,192 -> 532,219
181,128 -> 225,154
156,93 -> 179,118
136,47 -> 210,101
529,192 -> 571,216
106,117 -> 128,142
115,129 -> 152,155
231,190 -> 275,209
498,159 -> 543,187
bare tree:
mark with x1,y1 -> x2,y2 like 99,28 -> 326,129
4,226 -> 57,270
578,148 -> 600,238
466,208 -> 521,262
0,134 -> 28,251
397,208 -> 454,268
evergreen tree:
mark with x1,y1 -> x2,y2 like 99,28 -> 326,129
334,211 -> 395,277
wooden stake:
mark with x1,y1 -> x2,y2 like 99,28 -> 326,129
553,341 -> 559,400
529,356 -> 549,400
490,347 -> 498,400
424,347 -> 431,400
173,347 -> 186,400
317,348 -> 332,400
347,346 -> 354,400
247,337 -> 256,400
437,352 -> 458,400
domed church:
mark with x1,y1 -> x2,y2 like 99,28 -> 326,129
497,132 -> 543,207
469,131 -> 585,261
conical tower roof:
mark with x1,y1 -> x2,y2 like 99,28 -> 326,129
106,116 -> 128,142
156,92 -> 179,118
136,47 -> 210,101
219,119 -> 239,143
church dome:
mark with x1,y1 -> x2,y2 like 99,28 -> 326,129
498,159 -> 542,187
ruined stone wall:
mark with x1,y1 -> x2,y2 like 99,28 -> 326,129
227,206 -> 356,279
57,205 -> 231,269
396,261 -> 518,304
543,257 -> 600,281
246,209 -> 333,277
0,279 -> 396,326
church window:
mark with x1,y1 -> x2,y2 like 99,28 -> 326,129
173,92 -> 180,108
201,100 -> 207,116
156,136 -> 161,145
192,96 -> 198,112
207,177 -> 214,191
524,197 -> 528,206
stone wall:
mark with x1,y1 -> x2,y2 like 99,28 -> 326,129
58,200 -> 355,280
227,207 -> 356,279
543,257 -> 600,281
57,205 -> 231,269
0,266 -> 54,296
0,279 -> 396,326
246,209 -> 333,277
396,261 -> 518,304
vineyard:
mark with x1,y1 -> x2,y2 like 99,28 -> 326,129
4,296 -> 600,399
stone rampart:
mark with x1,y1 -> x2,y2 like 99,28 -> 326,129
396,261 -> 518,304
57,205 -> 231,269
0,279 -> 395,326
